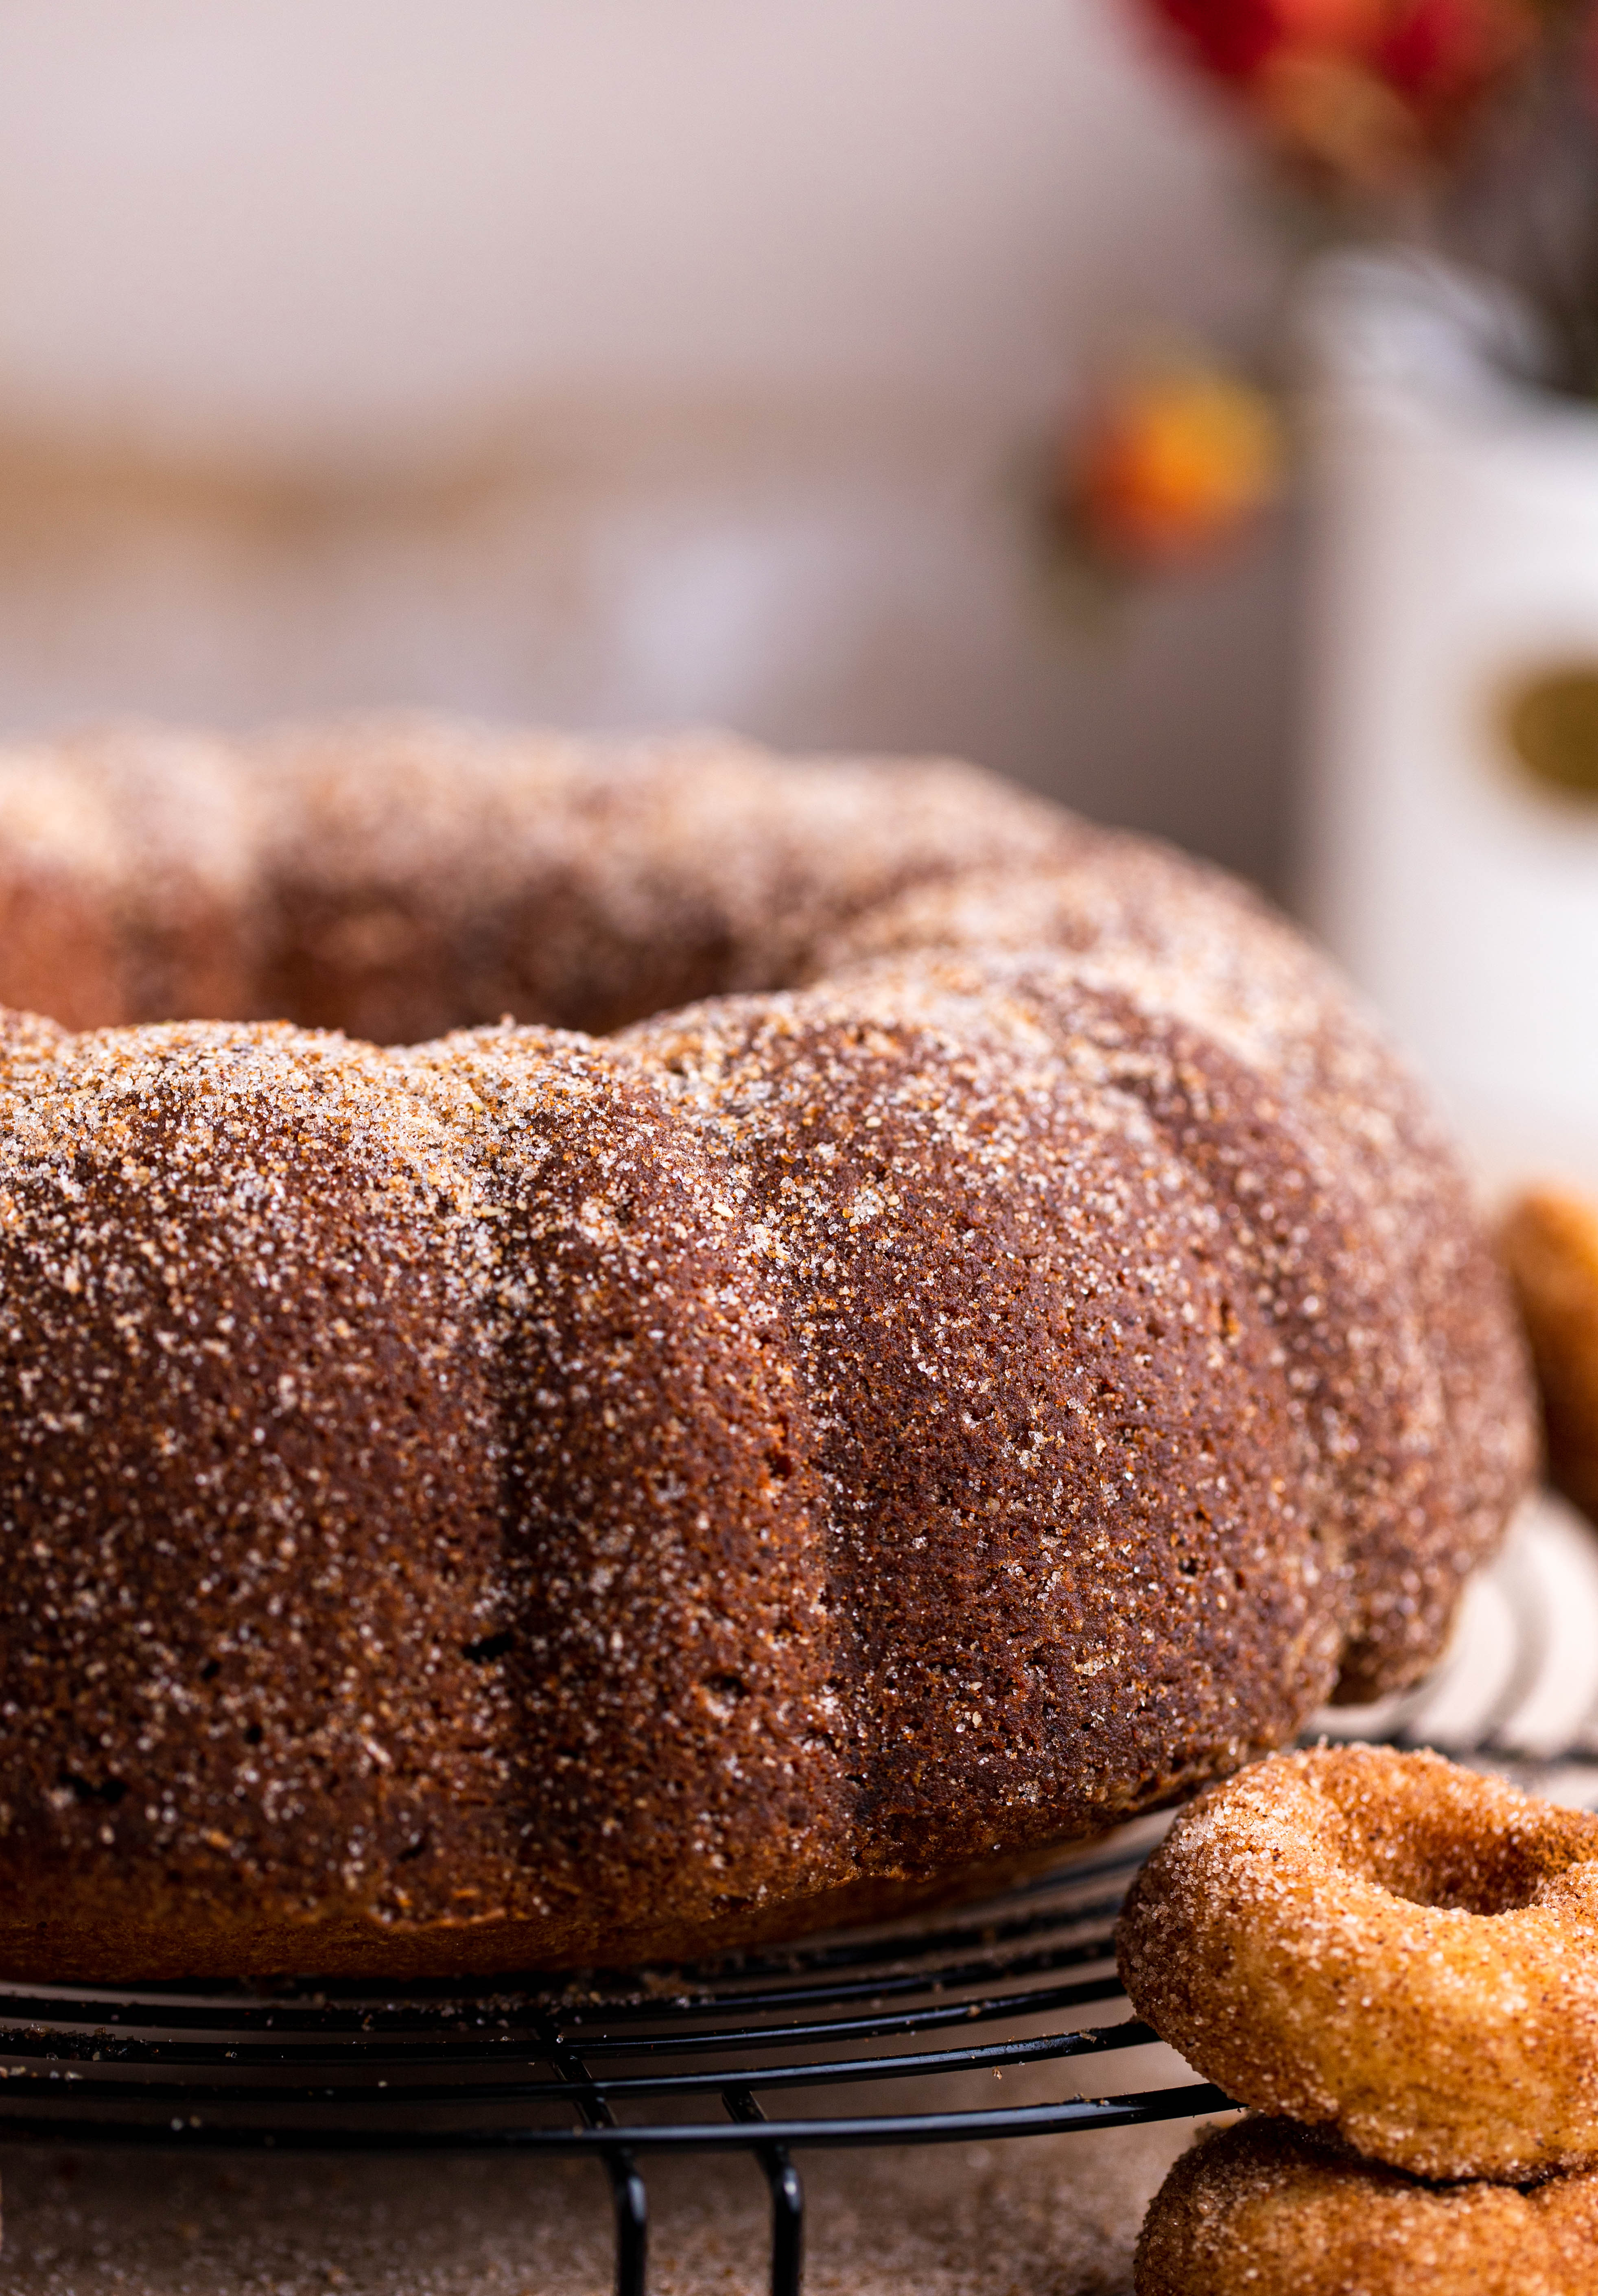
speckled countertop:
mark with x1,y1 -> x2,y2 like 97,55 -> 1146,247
0,2117 -> 1202,2296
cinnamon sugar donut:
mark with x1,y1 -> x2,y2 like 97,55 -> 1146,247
1136,2118 -> 1598,2296
1117,1745 -> 1598,2181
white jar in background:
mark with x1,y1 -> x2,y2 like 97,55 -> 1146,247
1301,253 -> 1598,1190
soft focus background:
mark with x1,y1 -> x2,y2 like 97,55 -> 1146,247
0,0 -> 1292,886
11,11 -> 1598,2292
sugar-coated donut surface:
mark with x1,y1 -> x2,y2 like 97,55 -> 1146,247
0,722 -> 1534,1977
1118,1746 -> 1598,2182
1137,2118 -> 1598,2296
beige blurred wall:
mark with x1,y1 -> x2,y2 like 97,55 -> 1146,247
0,0 -> 1292,882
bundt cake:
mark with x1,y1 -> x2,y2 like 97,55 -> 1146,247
0,718 -> 1534,1978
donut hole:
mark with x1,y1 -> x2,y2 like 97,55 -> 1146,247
1374,1836 -> 1549,1917
1336,1792 -> 1582,1916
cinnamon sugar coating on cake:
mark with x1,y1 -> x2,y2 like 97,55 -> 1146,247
0,719 -> 1536,1977
398,1026 -> 848,1948
817,850 -> 1526,1699
616,964 -> 1336,1870
0,1023 -> 514,1945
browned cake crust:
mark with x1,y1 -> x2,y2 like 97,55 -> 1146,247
1117,1746 -> 1598,2182
1136,2118 -> 1598,2296
0,721 -> 1534,1979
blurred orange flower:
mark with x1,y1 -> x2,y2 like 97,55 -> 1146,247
1062,364 -> 1285,573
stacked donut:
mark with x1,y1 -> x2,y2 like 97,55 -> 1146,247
1118,1745 -> 1598,2294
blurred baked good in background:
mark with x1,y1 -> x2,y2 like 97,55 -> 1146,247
1503,1185 -> 1598,1522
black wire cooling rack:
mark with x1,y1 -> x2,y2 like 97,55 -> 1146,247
0,1833 -> 1227,2296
